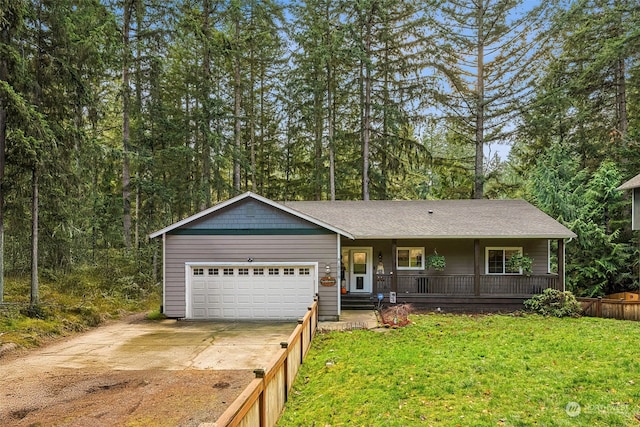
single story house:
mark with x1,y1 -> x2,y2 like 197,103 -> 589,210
149,192 -> 576,321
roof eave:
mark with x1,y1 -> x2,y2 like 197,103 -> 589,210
617,173 -> 640,190
347,234 -> 577,240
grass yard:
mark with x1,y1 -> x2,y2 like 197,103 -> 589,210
278,313 -> 640,426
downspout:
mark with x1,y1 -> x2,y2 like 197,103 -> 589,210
337,233 -> 341,317
558,238 -> 566,291
162,233 -> 166,313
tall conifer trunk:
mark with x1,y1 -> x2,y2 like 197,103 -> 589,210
362,7 -> 372,201
474,1 -> 485,200
122,0 -> 132,249
0,63 -> 6,303
30,167 -> 39,307
233,10 -> 242,193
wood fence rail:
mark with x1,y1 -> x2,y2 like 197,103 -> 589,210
578,297 -> 640,321
213,299 -> 318,427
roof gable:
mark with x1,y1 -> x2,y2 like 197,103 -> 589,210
149,192 -> 353,239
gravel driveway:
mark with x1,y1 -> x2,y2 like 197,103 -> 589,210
0,315 -> 296,426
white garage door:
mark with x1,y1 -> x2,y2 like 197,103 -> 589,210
188,264 -> 316,320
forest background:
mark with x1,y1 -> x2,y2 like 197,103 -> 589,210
0,0 -> 639,309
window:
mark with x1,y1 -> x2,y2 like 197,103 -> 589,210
238,268 -> 249,276
486,247 -> 522,274
223,268 -> 234,276
397,247 -> 424,270
268,268 -> 279,275
353,251 -> 367,274
299,268 -> 310,276
283,268 -> 295,275
208,268 -> 218,276
193,268 -> 204,276
253,268 -> 264,275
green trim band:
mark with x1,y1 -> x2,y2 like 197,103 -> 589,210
169,228 -> 334,236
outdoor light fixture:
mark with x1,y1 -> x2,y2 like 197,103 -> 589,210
247,257 -> 254,262
378,251 -> 382,262
325,264 -> 331,275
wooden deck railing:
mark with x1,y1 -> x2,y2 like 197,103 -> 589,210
374,274 -> 560,296
214,299 -> 318,427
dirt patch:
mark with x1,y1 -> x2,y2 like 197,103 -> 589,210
0,368 -> 252,426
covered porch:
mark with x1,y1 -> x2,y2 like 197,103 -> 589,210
339,237 -> 566,310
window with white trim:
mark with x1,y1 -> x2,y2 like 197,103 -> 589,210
486,247 -> 522,274
283,268 -> 295,275
397,247 -> 425,270
238,268 -> 249,276
193,268 -> 204,276
223,268 -> 234,276
299,268 -> 310,276
208,268 -> 218,276
268,268 -> 279,275
253,268 -> 264,275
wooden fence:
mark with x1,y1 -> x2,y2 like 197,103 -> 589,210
213,299 -> 318,427
578,297 -> 640,321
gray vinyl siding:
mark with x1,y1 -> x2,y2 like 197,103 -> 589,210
164,234 -> 339,319
634,188 -> 640,230
184,198 -> 322,231
344,238 -> 550,276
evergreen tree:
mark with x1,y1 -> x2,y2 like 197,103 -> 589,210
431,0 -> 555,198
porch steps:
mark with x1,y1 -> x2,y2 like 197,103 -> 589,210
341,294 -> 376,310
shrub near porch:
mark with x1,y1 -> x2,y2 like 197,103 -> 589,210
278,314 -> 640,426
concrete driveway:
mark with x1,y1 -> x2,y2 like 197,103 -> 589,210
2,317 -> 297,378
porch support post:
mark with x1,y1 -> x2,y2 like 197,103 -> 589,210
391,239 -> 398,293
474,239 -> 480,296
558,238 -> 565,291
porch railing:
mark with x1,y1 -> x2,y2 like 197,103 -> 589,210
373,274 -> 560,296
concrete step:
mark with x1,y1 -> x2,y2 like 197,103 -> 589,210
341,294 -> 376,310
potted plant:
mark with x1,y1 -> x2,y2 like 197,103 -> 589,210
426,250 -> 446,272
506,253 -> 533,276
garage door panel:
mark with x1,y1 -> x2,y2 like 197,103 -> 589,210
236,295 -> 251,304
190,264 -> 315,320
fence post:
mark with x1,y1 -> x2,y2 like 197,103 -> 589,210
596,297 -> 602,318
297,318 -> 304,362
280,342 -> 289,402
253,368 -> 266,426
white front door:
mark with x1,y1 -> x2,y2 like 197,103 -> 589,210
342,247 -> 372,293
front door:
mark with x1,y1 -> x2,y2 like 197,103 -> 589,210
342,247 -> 373,293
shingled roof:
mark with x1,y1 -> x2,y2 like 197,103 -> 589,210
284,199 -> 575,240
618,173 -> 640,190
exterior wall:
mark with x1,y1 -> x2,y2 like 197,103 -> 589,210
634,188 -> 640,231
164,234 -> 339,319
342,238 -> 551,277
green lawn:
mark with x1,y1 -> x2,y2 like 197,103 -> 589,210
278,313 -> 640,426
